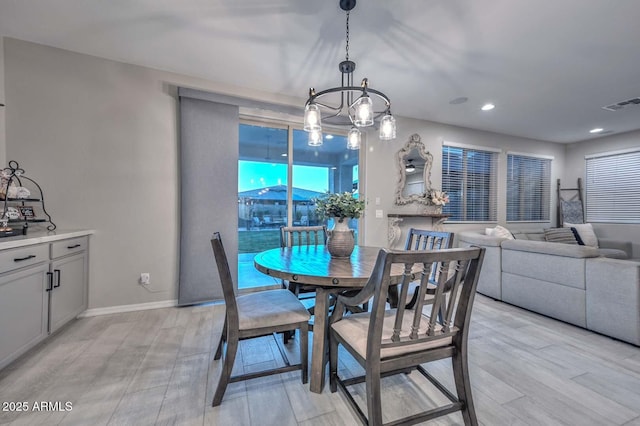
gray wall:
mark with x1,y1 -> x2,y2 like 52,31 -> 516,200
2,37 -> 636,310
4,38 -> 180,308
0,37 -> 5,166
2,38 -> 299,310
565,130 -> 640,256
362,116 -> 567,249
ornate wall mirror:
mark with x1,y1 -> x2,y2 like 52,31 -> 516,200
394,133 -> 433,205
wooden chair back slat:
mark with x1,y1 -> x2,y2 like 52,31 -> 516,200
391,265 -> 413,342
404,228 -> 454,285
280,225 -> 327,248
405,229 -> 454,251
410,264 -> 432,338
363,248 -> 484,351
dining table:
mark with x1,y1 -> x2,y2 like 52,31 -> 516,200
253,244 -> 408,393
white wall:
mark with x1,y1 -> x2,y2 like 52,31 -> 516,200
565,130 -> 640,255
362,116 -> 567,248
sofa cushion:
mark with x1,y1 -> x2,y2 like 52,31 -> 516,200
597,248 -> 629,259
544,228 -> 579,245
491,225 -> 514,239
501,239 -> 600,259
502,241 -> 592,290
512,230 -> 546,241
564,222 -> 598,248
502,272 -> 587,327
586,258 -> 640,345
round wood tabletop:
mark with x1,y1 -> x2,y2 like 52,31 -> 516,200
254,245 -> 396,288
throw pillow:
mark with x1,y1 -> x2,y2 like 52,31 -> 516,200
544,228 -> 578,245
491,225 -> 514,239
569,228 -> 585,245
564,222 -> 598,248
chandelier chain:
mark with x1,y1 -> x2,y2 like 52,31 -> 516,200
345,11 -> 350,61
303,0 -> 396,143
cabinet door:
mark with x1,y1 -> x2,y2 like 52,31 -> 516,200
0,263 -> 50,370
50,253 -> 87,333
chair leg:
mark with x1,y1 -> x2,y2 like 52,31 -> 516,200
212,333 -> 238,407
365,365 -> 383,426
283,282 -> 299,344
329,331 -> 339,393
452,349 -> 478,426
299,324 -> 309,384
214,318 -> 227,360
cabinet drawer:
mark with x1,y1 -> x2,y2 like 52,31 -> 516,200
0,244 -> 49,274
51,237 -> 88,259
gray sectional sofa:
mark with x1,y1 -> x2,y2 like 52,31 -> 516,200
458,229 -> 639,346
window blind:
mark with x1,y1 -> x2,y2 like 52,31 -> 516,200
586,149 -> 640,223
507,154 -> 551,221
442,144 -> 498,222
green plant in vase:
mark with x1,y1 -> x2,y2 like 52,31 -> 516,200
313,192 -> 365,257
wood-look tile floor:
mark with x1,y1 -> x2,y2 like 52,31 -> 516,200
1,294 -> 639,426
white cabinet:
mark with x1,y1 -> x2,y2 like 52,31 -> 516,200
0,247 -> 49,370
0,234 -> 89,370
49,245 -> 87,333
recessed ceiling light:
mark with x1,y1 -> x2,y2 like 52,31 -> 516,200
481,103 -> 495,111
449,97 -> 468,105
589,128 -> 604,134
281,153 -> 287,157
325,134 -> 334,140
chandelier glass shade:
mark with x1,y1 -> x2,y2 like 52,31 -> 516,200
347,127 -> 361,150
303,0 -> 396,148
308,129 -> 323,146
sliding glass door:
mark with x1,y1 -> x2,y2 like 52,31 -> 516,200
238,122 -> 360,289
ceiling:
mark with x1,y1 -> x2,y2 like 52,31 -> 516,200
1,0 -> 639,143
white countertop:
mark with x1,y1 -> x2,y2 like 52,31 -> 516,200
0,229 -> 95,250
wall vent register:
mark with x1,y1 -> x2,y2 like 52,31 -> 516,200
602,96 -> 640,111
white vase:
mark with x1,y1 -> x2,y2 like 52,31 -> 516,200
326,218 -> 355,258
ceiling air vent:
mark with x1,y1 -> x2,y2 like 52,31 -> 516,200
602,97 -> 640,111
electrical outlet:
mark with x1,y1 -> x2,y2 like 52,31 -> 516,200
140,273 -> 151,285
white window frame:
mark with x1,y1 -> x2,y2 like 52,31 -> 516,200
585,148 -> 640,224
506,152 -> 553,223
442,141 -> 499,223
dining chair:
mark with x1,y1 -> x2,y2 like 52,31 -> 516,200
402,228 -> 455,309
210,232 -> 310,407
279,225 -> 328,305
329,246 -> 485,426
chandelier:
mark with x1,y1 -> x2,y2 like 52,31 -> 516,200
303,0 -> 397,150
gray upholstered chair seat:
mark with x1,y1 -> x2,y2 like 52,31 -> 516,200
331,309 -> 453,360
237,289 -> 311,330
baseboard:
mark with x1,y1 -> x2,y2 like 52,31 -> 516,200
78,299 -> 178,318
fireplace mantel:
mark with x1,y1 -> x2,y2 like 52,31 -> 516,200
386,213 -> 450,247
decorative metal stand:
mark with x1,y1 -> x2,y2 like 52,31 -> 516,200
0,160 -> 56,237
